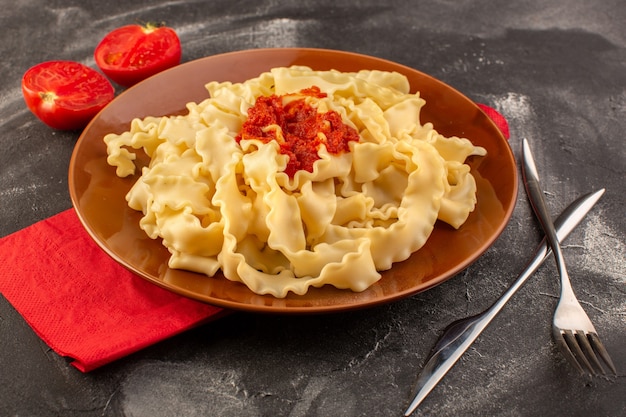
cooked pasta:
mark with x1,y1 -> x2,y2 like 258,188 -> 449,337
104,66 -> 486,297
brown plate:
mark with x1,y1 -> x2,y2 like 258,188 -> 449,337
69,48 -> 517,314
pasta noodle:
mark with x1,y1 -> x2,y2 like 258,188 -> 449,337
104,66 -> 486,297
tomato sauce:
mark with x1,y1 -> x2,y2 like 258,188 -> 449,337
236,86 -> 359,177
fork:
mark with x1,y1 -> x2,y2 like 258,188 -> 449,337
521,138 -> 617,376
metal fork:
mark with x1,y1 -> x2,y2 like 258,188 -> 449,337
521,138 -> 617,376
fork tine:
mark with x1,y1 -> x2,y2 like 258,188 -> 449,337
588,332 -> 618,375
559,329 -> 595,376
576,331 -> 605,375
554,329 -> 587,375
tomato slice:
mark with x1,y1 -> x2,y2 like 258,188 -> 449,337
21,61 -> 115,131
94,24 -> 182,87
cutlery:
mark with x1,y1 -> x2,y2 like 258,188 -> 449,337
521,138 -> 616,376
404,186 -> 605,416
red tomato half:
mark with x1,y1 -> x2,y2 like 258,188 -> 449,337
94,24 -> 182,87
21,61 -> 115,131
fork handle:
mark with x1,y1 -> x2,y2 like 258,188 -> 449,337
521,139 -> 575,295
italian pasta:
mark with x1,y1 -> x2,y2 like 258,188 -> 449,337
104,66 -> 486,297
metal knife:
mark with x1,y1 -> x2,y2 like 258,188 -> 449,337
404,187 -> 605,415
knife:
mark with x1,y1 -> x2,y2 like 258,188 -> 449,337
404,187 -> 605,415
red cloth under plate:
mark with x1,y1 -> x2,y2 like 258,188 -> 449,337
0,209 -> 225,372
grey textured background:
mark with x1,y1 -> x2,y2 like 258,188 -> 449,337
1,1 -> 624,416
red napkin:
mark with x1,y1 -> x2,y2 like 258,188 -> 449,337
477,103 -> 510,139
0,104 -> 508,373
0,209 -> 226,372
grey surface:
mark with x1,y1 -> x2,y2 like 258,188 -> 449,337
1,1 -> 625,416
